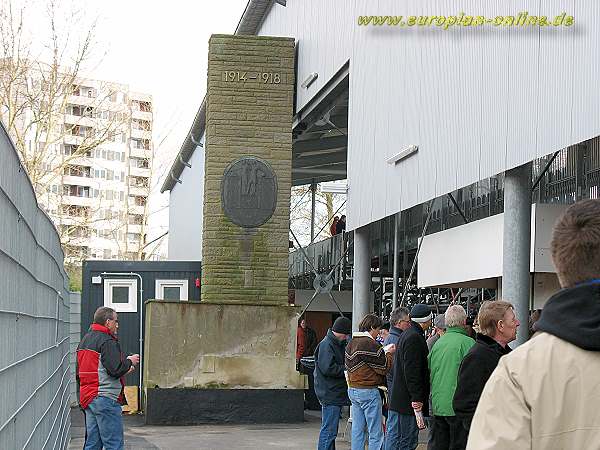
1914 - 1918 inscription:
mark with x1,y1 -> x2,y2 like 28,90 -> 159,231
221,157 -> 278,228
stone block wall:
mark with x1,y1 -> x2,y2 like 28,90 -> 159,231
202,35 -> 295,305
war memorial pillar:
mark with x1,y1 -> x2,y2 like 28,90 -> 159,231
144,35 -> 304,424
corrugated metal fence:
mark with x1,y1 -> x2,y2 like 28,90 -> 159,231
69,292 -> 81,407
0,122 -> 71,449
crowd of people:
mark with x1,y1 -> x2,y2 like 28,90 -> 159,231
312,199 -> 600,449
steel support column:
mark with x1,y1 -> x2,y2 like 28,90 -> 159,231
310,180 -> 316,243
502,163 -> 532,346
392,212 -> 400,310
353,225 -> 371,331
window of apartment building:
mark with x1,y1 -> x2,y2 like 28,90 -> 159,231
127,232 -> 141,241
132,119 -> 151,131
106,170 -> 114,181
104,278 -> 137,312
128,214 -> 144,225
106,190 -> 114,201
155,280 -> 188,301
131,138 -> 151,150
64,165 -> 91,178
129,176 -> 149,188
120,191 -> 124,201
130,195 -> 146,207
61,205 -> 90,217
131,158 -> 150,169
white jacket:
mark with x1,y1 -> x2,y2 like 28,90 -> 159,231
467,330 -> 600,450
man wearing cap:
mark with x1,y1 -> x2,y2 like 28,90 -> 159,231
389,304 -> 432,450
314,316 -> 352,450
426,315 -> 446,352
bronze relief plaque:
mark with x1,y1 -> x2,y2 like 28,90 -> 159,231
221,157 -> 278,228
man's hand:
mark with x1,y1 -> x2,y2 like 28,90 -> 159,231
411,401 -> 423,412
127,354 -> 140,366
383,343 -> 396,354
126,365 -> 136,375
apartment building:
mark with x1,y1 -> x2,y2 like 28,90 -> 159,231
24,76 -> 154,264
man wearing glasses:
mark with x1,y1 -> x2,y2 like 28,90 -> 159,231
77,307 -> 140,450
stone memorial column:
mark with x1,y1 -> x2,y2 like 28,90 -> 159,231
144,35 -> 304,425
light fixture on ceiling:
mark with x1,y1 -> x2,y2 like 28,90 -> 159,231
315,110 -> 347,137
320,181 -> 348,194
387,145 -> 419,165
301,72 -> 318,89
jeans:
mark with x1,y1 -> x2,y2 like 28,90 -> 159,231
398,413 -> 419,450
348,387 -> 384,450
430,416 -> 468,450
384,410 -> 401,450
84,396 -> 124,450
318,405 -> 342,450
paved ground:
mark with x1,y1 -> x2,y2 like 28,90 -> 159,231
69,408 -> 426,449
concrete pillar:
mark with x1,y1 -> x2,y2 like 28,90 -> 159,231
392,213 -> 400,311
310,181 -> 316,243
502,162 -> 532,346
353,224 -> 371,331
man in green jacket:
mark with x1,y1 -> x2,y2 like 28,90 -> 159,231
428,305 -> 475,450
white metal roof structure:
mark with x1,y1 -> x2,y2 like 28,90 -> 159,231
164,0 -> 598,234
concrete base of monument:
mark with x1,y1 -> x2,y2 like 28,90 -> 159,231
143,301 -> 306,424
145,387 -> 304,425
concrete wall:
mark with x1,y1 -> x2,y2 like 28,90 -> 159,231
202,35 -> 295,304
168,137 -> 205,261
143,301 -> 304,390
0,123 -> 71,449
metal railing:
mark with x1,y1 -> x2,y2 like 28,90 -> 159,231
0,122 -> 71,449
288,137 -> 600,292
289,232 -> 350,282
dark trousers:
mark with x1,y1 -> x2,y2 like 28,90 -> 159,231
430,416 -> 468,450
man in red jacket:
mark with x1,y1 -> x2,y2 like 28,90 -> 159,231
77,307 -> 139,450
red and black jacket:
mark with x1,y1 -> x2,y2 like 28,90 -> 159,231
76,324 -> 132,408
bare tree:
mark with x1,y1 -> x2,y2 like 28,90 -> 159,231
290,184 -> 345,247
0,0 -> 154,267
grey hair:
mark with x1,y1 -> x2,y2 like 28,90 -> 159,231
390,307 -> 410,327
444,305 -> 467,328
93,307 -> 116,326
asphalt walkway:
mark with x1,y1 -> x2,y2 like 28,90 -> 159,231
69,408 -> 426,449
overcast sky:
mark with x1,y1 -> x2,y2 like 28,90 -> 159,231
77,0 -> 250,255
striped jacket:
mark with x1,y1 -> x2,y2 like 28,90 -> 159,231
345,332 -> 392,388
76,324 -> 132,408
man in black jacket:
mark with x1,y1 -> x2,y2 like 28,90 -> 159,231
384,307 -> 411,450
314,316 -> 352,450
453,300 -> 518,436
390,304 -> 432,450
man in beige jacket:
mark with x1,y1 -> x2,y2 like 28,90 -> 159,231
467,199 -> 600,450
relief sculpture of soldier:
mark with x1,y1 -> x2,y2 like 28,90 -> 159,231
222,157 -> 278,228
